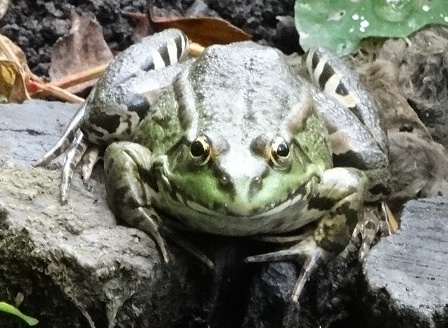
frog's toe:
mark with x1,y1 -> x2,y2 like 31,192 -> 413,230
81,146 -> 101,182
246,236 -> 334,302
60,130 -> 86,204
34,102 -> 86,168
354,202 -> 397,260
131,207 -> 170,263
353,206 -> 381,260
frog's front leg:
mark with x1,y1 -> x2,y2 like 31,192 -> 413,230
104,141 -> 169,262
34,29 -> 189,204
246,167 -> 368,302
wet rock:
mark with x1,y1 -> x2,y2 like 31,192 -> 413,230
0,101 -> 208,328
362,198 -> 448,328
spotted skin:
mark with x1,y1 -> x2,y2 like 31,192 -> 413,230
34,29 -> 390,303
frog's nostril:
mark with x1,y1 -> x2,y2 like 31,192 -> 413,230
249,176 -> 263,195
219,173 -> 232,189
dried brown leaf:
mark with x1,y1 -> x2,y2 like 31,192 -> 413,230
0,60 -> 30,102
0,34 -> 32,74
0,34 -> 32,102
152,17 -> 251,46
49,11 -> 113,94
147,2 -> 251,46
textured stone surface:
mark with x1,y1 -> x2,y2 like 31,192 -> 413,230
363,198 -> 448,328
0,100 -> 78,167
0,101 -> 207,328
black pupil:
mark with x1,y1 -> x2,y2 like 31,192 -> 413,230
191,140 -> 205,157
277,142 -> 289,157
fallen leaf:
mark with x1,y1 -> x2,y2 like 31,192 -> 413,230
0,34 -> 32,102
0,60 -> 29,102
49,11 -> 113,94
153,17 -> 252,46
147,0 -> 251,46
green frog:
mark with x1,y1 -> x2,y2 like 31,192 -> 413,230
34,29 -> 389,302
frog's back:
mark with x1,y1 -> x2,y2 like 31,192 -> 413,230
177,42 -> 305,140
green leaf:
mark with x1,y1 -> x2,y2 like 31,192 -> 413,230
0,302 -> 39,326
295,0 -> 448,55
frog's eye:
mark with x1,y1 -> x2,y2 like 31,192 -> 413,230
190,135 -> 211,165
270,136 -> 290,167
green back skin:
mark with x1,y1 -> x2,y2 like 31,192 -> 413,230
133,42 -> 333,236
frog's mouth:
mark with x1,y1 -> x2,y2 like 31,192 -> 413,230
184,185 -> 308,218
156,175 -> 313,219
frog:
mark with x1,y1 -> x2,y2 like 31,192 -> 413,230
34,29 -> 390,302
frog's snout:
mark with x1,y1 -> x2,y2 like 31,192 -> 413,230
218,172 -> 263,195
249,176 -> 263,196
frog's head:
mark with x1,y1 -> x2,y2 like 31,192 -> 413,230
148,43 -> 333,234
153,97 -> 332,235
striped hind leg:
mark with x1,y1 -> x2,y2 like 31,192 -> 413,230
33,102 -> 87,168
60,130 -> 89,203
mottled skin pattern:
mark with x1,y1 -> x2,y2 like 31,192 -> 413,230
34,29 -> 389,302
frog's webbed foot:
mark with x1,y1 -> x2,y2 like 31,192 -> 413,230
246,236 -> 334,302
34,102 -> 97,203
161,227 -> 214,269
353,202 -> 398,259
81,145 -> 101,182
60,130 -> 86,203
248,167 -> 368,302
59,131 -> 102,203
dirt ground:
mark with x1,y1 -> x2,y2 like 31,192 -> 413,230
0,0 -> 296,77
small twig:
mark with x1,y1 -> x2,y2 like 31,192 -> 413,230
49,63 -> 109,89
29,80 -> 84,103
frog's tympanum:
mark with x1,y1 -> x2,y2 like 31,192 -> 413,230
35,29 -> 390,302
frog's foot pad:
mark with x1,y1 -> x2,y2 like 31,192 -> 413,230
353,202 -> 398,260
246,236 -> 334,302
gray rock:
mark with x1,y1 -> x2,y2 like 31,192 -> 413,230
0,100 -> 78,167
0,100 -> 207,328
363,198 -> 448,328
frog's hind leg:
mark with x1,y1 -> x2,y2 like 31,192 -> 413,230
246,236 -> 334,302
60,130 -> 89,203
246,167 -> 368,302
33,101 -> 87,167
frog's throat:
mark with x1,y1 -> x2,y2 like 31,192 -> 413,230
155,172 -> 317,218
